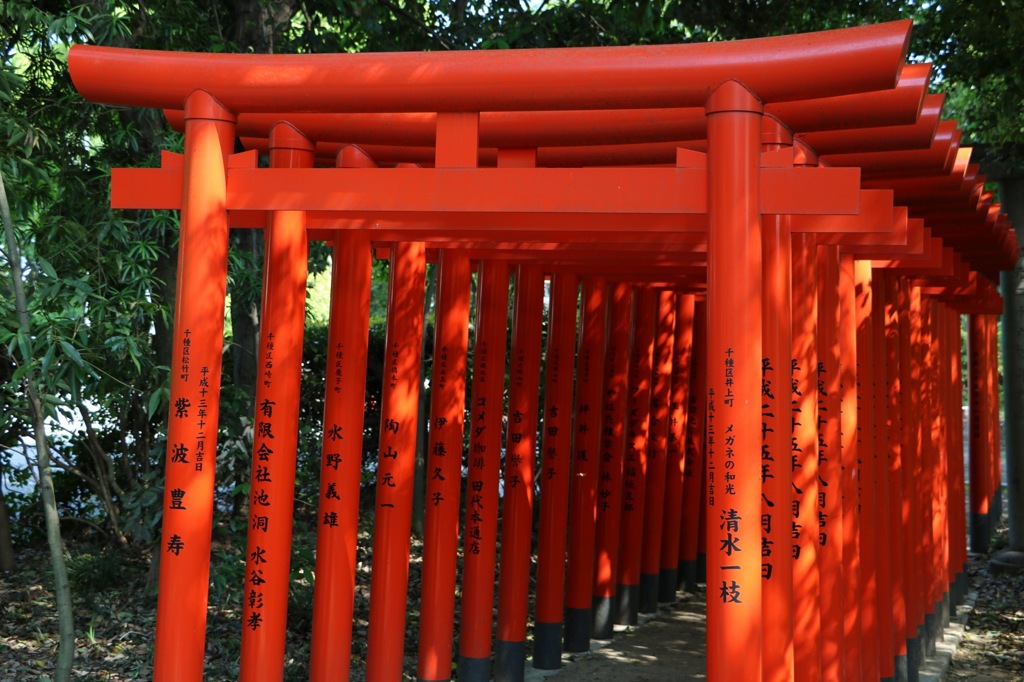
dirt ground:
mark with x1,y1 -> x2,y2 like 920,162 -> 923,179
524,589 -> 708,682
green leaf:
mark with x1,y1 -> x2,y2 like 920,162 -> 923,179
40,343 -> 56,376
37,256 -> 57,280
15,331 -> 32,365
147,388 -> 166,420
11,361 -> 32,385
59,339 -> 83,367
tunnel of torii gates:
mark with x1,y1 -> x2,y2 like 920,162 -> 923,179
68,18 -> 1014,682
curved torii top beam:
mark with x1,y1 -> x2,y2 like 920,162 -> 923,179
68,20 -> 911,113
157,64 -> 931,151
70,18 -> 1016,289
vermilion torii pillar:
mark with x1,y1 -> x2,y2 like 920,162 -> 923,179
418,111 -> 478,682
309,229 -> 372,681
496,263 -> 544,681
239,123 -> 314,682
458,261 -> 509,681
640,290 -> 677,613
617,286 -> 656,625
659,293 -> 695,601
791,232 -> 822,682
309,145 -> 376,681
816,244 -> 843,682
417,249 -> 471,682
533,272 -> 579,669
591,281 -> 629,640
366,241 -> 426,680
153,91 -> 235,682
761,145 -> 796,682
969,313 -> 998,553
566,276 -> 609,650
881,272 -> 908,682
838,253 -> 864,682
871,266 -> 897,682
856,260 -> 882,682
681,300 -> 708,592
704,80 -> 764,682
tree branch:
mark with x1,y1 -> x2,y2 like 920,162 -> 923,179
1,166 -> 75,681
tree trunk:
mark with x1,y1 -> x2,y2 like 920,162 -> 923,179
412,263 -> 437,536
0,336 -> 17,572
2,168 -> 75,681
229,228 -> 261,405
0,466 -> 15,572
1000,176 -> 1024,553
31,402 -> 75,681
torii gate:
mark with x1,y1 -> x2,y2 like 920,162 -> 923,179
67,18 -> 1017,682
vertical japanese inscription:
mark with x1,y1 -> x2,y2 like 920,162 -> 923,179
331,341 -> 345,394
718,507 -> 743,603
791,357 -> 803,561
716,348 -> 742,605
598,340 -> 619,515
322,416 -> 344,527
543,343 -> 562,483
506,341 -> 528,493
576,344 -> 593,478
179,328 -> 191,382
707,385 -> 717,509
466,340 -> 489,556
166,326 -> 212,561
244,337 -> 275,631
379,340 -> 402,511
761,357 -> 776,580
817,362 -> 830,548
167,334 -> 194,551
428,344 -> 452,509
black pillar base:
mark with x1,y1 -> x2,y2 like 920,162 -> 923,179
940,590 -> 951,628
532,620 -> 562,670
907,626 -> 924,682
658,567 -> 678,603
923,611 -> 938,657
696,552 -> 707,583
971,511 -> 991,554
591,595 -> 615,640
894,653 -> 909,682
639,573 -> 659,614
680,559 -> 698,592
564,606 -> 592,653
458,656 -> 490,682
495,639 -> 525,682
616,583 -> 639,625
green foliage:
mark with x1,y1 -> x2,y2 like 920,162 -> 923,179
2,487 -> 44,544
1,1 -> 197,551
912,0 -> 1024,166
66,548 -> 130,592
